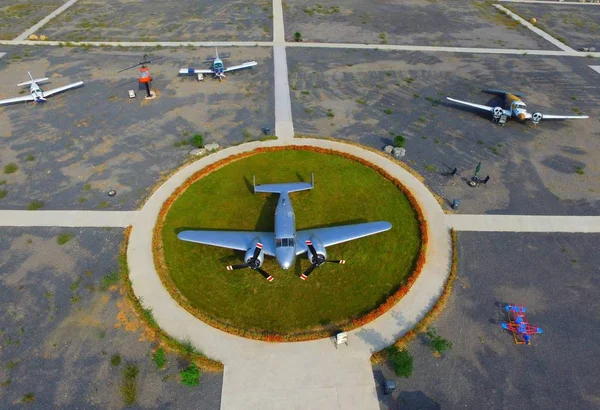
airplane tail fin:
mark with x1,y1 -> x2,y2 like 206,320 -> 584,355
253,173 -> 314,194
483,89 -> 523,98
17,72 -> 49,87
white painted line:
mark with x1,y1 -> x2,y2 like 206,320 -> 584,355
589,65 -> 600,74
0,210 -> 140,227
499,0 -> 600,5
273,46 -> 294,139
0,52 -> 5,59
14,0 -> 81,41
446,214 -> 600,233
494,4 -> 576,52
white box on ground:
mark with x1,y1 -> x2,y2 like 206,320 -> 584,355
128,90 -> 136,98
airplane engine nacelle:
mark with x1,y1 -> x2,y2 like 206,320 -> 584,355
307,237 -> 327,262
245,245 -> 264,267
492,106 -> 503,119
532,112 -> 542,124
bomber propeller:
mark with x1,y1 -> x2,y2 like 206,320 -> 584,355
300,240 -> 345,280
226,243 -> 273,282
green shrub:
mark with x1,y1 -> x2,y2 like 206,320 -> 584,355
180,363 -> 200,386
394,135 -> 406,147
294,32 -> 302,42
386,346 -> 413,378
152,347 -> 167,369
190,134 -> 204,148
4,163 -> 18,174
427,328 -> 452,354
0,190 -> 6,199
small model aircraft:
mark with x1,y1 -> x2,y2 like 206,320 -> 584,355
178,48 -> 257,81
501,304 -> 543,345
0,72 -> 83,106
177,175 -> 392,282
118,54 -> 165,98
446,89 -> 589,125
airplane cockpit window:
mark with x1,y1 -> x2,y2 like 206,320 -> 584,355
276,238 -> 295,247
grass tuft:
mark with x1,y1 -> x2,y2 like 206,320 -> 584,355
152,347 -> 167,369
27,200 -> 44,210
180,363 -> 200,386
121,362 -> 139,406
57,233 -> 73,245
386,346 -> 413,378
111,354 -> 122,366
4,163 -> 18,174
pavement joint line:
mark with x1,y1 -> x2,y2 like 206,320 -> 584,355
2,39 -> 600,58
14,0 -> 81,42
498,0 -> 600,4
493,3 -> 576,52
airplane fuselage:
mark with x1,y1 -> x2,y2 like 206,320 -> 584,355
29,82 -> 46,103
212,58 -> 224,74
504,93 -> 528,121
274,192 -> 297,270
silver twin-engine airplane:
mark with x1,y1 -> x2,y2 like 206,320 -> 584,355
178,48 -> 257,81
447,89 -> 589,125
177,176 -> 392,282
0,72 -> 83,106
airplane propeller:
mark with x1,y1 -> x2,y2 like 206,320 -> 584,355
226,243 -> 273,282
300,240 -> 345,280
118,54 -> 165,73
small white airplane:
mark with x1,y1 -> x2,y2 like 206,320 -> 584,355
178,48 -> 257,81
446,89 -> 589,125
0,72 -> 84,106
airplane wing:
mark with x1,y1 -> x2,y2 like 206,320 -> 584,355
295,221 -> 392,255
44,81 -> 84,97
0,95 -> 35,105
224,61 -> 257,73
179,68 -> 213,75
446,97 -> 495,113
177,230 -> 275,256
536,114 -> 589,120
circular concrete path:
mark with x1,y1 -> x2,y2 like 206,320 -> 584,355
126,138 -> 452,409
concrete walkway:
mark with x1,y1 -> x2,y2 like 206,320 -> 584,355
498,0 -> 600,5
0,210 -> 139,227
494,4 -> 575,52
2,39 -> 599,58
273,46 -> 294,140
127,138 -> 452,410
14,0 -> 81,41
447,214 -> 600,233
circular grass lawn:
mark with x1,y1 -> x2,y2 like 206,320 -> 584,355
158,149 -> 422,339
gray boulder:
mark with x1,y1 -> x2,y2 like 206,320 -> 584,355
384,145 -> 394,154
392,147 -> 406,158
189,148 -> 206,156
204,143 -> 220,152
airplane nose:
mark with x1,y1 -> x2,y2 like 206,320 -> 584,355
281,261 -> 292,270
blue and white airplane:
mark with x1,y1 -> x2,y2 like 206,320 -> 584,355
177,176 -> 392,282
0,71 -> 83,106
178,48 -> 257,82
